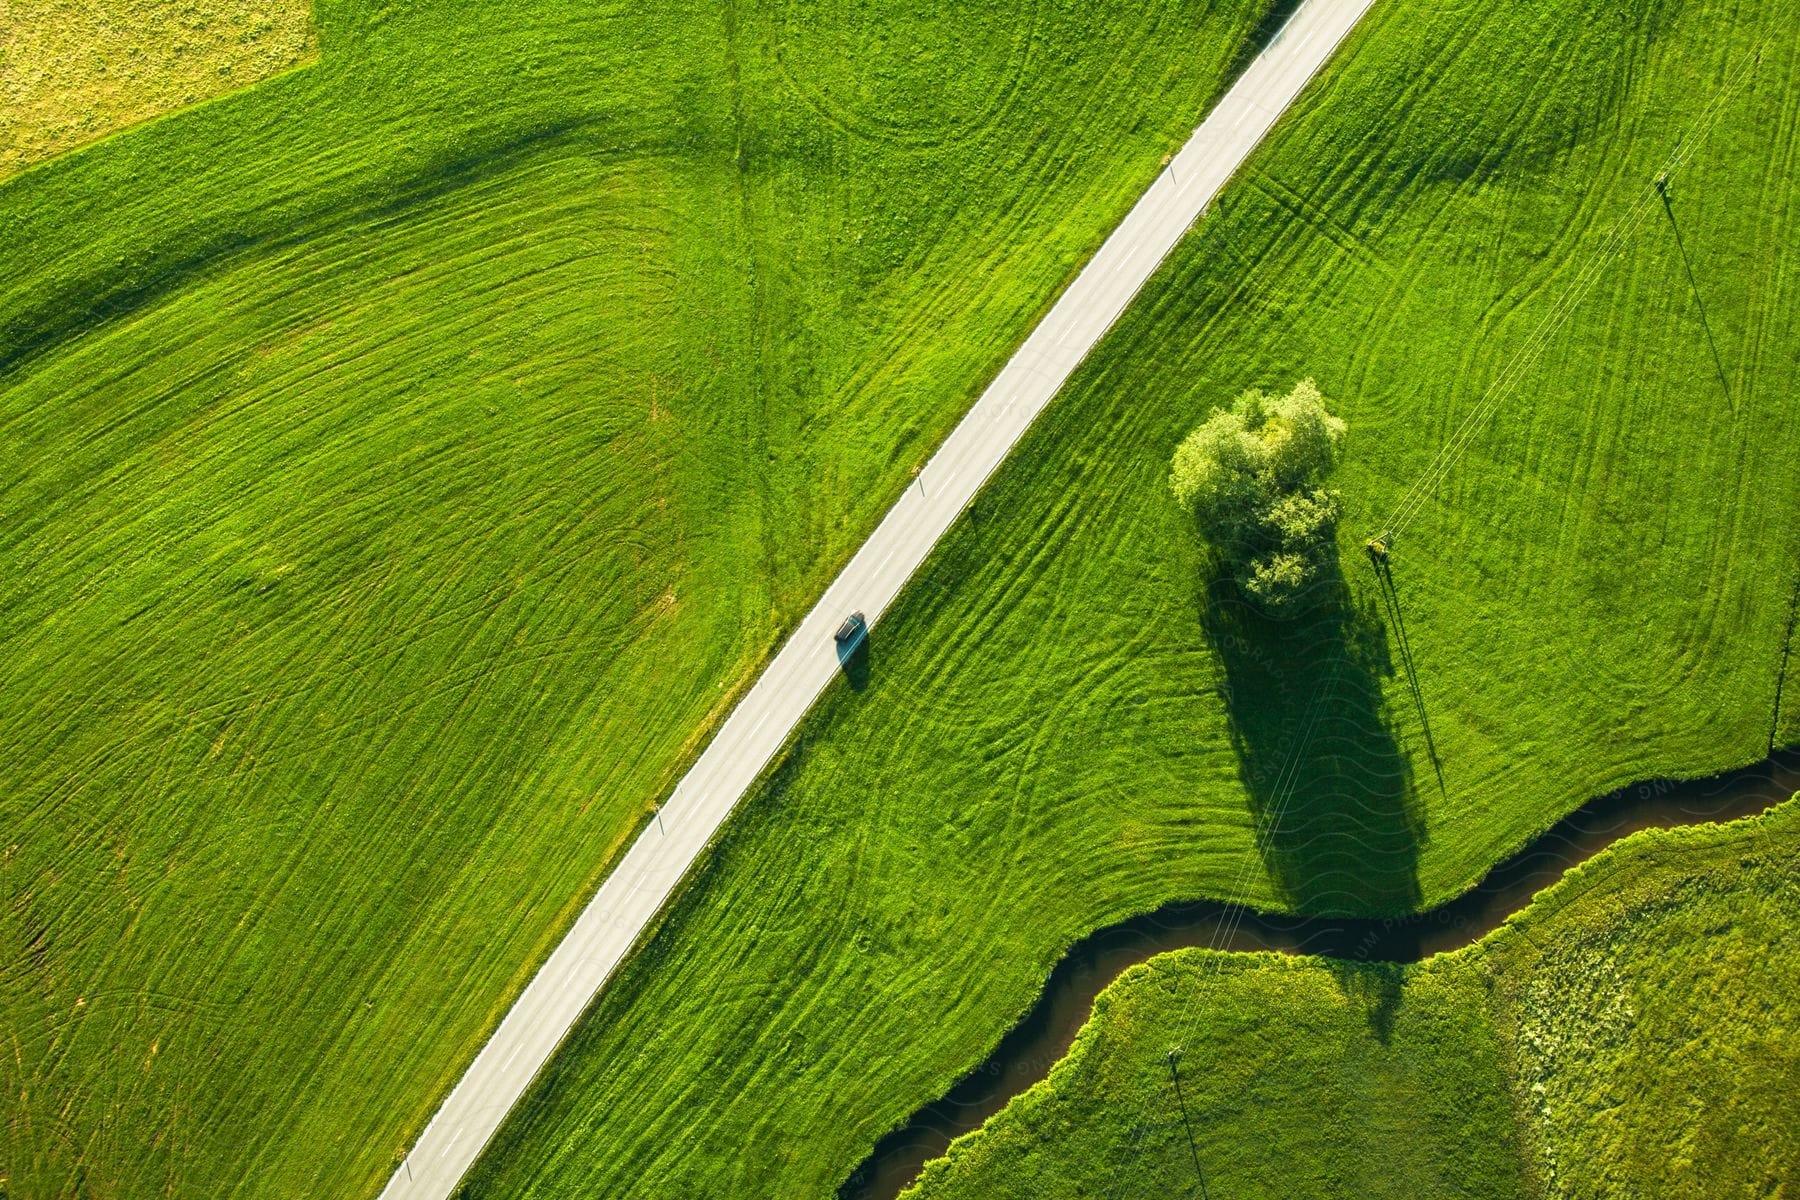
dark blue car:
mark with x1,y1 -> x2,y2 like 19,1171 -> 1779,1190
833,612 -> 868,661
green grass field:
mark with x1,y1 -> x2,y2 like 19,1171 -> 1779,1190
0,1 -> 1289,1197
908,799 -> 1800,1199
459,0 -> 1800,1193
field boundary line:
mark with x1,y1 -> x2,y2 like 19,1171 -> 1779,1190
1772,565 -> 1800,752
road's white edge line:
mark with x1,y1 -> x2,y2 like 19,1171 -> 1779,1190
378,1 -> 1377,1194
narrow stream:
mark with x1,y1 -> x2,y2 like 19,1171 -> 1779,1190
838,749 -> 1800,1200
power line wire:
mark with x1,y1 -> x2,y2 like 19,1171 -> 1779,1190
1380,45 -> 1761,541
1086,44 -> 1765,1200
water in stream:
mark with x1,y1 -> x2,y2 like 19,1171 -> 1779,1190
839,748 -> 1800,1200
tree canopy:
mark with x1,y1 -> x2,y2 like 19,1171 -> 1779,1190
1170,378 -> 1347,613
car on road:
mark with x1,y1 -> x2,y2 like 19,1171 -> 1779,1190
834,612 -> 868,658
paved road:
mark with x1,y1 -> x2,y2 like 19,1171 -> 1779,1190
379,0 -> 1377,1193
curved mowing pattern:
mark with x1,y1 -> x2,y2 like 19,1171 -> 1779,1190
0,2 -> 1293,1198
769,0 -> 1042,147
452,0 -> 1800,1196
382,2 -> 1375,1194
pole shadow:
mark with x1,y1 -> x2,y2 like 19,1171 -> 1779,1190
1199,555 -> 1425,917
1657,181 -> 1733,411
1164,1050 -> 1215,1199
1371,555 -> 1444,794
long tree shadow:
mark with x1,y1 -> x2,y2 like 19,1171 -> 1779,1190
1199,556 -> 1426,917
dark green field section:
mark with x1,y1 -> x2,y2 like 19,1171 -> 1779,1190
909,800 -> 1800,1199
0,1 -> 1286,1197
460,0 -> 1800,1194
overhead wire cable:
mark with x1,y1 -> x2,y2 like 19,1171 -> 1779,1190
1381,45 -> 1761,540
1079,45 -> 1765,1198
1092,647 -> 1346,1197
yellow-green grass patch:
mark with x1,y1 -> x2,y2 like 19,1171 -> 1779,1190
1,0 -> 316,179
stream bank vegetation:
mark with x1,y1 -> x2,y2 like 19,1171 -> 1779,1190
904,798 -> 1800,1199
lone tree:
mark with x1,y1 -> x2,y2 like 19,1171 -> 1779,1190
1170,378 -> 1347,614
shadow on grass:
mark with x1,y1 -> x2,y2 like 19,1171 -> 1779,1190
1199,556 -> 1425,917
1326,958 -> 1407,1043
1373,554 -> 1445,793
1657,183 -> 1734,411
1222,0 -> 1308,90
838,633 -> 872,692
